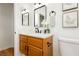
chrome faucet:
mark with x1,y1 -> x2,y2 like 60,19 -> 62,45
35,28 -> 39,33
44,29 -> 50,34
35,28 -> 42,33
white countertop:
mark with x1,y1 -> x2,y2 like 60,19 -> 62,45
19,32 -> 53,38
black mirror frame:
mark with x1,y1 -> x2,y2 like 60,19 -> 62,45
34,5 -> 47,27
22,12 -> 29,26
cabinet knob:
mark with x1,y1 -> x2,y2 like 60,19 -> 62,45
47,42 -> 52,47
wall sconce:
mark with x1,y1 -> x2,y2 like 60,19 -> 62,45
49,11 -> 56,27
21,9 -> 29,14
34,3 -> 43,8
49,11 -> 56,16
21,9 -> 29,26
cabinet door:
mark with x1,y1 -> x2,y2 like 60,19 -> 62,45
43,36 -> 53,56
28,45 -> 42,56
20,41 -> 27,55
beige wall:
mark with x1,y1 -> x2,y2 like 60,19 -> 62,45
0,3 -> 14,51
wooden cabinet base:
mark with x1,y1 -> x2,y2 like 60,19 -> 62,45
19,34 -> 53,56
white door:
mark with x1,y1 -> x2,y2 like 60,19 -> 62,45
14,4 -> 21,56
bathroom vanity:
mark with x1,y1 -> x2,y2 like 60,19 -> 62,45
19,34 -> 53,56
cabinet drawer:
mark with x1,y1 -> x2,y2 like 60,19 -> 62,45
28,45 -> 42,56
20,34 -> 27,43
28,37 -> 43,49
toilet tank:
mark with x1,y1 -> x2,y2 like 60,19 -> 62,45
59,37 -> 79,56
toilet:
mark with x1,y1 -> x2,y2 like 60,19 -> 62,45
58,37 -> 79,56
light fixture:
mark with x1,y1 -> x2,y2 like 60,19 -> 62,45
21,9 -> 29,14
34,3 -> 43,8
49,11 -> 56,27
49,11 -> 56,16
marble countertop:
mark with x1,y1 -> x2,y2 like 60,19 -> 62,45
19,32 -> 52,39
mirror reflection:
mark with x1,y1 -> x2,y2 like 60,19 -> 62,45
34,5 -> 46,27
22,12 -> 29,26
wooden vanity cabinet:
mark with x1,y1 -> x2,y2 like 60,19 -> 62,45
19,34 -> 53,56
19,35 -> 28,55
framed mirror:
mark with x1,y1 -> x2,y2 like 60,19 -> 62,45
34,5 -> 47,27
22,12 -> 29,26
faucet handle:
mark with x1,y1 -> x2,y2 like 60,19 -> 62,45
35,28 -> 39,33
